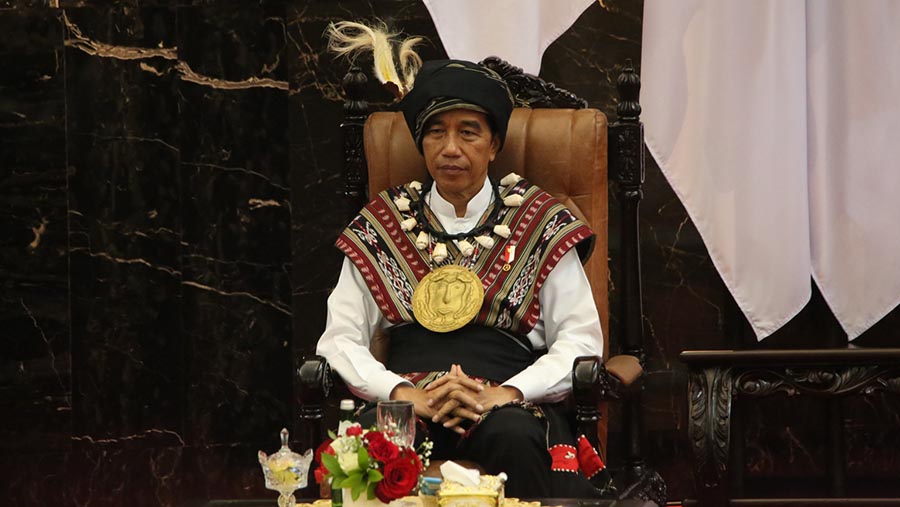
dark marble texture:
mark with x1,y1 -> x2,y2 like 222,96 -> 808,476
1,1 -> 899,506
0,10 -> 71,507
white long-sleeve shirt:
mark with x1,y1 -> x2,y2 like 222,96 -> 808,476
316,178 -> 604,403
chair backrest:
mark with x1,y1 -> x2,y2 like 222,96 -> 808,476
363,108 -> 609,357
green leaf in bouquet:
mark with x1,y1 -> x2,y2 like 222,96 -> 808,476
352,478 -> 367,500
366,482 -> 377,500
321,453 -> 343,476
327,430 -> 338,439
357,446 -> 371,470
367,469 -> 383,483
346,472 -> 363,487
343,472 -> 362,498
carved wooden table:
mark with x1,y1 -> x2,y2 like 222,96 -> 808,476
680,348 -> 900,506
195,498 -> 657,507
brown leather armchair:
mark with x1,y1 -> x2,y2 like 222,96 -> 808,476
366,108 -> 608,345
298,58 -> 661,504
362,106 -> 643,428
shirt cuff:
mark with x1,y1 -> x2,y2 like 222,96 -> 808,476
502,375 -> 565,404
369,370 -> 415,401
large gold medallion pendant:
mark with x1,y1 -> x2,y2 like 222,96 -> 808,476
412,265 -> 485,333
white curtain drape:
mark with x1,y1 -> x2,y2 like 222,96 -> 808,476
422,0 -> 594,75
806,0 -> 900,339
642,0 -> 900,340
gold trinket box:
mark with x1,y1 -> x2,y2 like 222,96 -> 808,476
437,474 -> 505,507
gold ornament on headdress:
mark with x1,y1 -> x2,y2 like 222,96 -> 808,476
325,20 -> 423,99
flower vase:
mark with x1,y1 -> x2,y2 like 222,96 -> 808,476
341,488 -> 391,507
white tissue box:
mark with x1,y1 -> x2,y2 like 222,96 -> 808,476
437,475 -> 505,507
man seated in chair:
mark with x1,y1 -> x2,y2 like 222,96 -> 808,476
317,59 -> 607,498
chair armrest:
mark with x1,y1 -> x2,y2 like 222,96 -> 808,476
574,354 -> 643,403
605,354 -> 643,389
297,356 -> 331,444
298,355 -> 331,403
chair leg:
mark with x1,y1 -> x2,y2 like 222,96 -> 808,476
297,356 -> 329,497
617,391 -> 667,506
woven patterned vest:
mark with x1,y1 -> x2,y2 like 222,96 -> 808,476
336,178 -> 594,336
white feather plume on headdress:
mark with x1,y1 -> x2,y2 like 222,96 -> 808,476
326,20 -> 422,98
398,36 -> 424,91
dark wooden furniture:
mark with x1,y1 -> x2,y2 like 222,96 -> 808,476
195,498 -> 659,507
682,499 -> 900,507
297,58 -> 663,506
681,348 -> 900,506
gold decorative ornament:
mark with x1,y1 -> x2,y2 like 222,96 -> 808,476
413,265 -> 484,332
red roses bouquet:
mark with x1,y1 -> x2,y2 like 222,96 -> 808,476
314,421 -> 431,503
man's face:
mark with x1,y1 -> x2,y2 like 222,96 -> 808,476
422,109 -> 500,203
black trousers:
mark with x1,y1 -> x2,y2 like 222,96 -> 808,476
359,404 -> 600,498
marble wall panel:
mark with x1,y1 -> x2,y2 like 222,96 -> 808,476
183,443 -> 272,502
60,7 -> 186,507
64,4 -> 183,439
0,3 -> 70,417
0,15 -> 71,504
67,437 -> 184,507
176,4 -> 293,455
845,394 -> 900,479
0,451 -> 70,504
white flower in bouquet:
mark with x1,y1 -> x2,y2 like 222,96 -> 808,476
331,434 -> 360,455
337,451 -> 361,473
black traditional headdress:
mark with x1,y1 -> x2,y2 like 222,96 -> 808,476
398,60 -> 515,153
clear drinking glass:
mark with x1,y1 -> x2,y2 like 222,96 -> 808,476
377,400 -> 416,448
